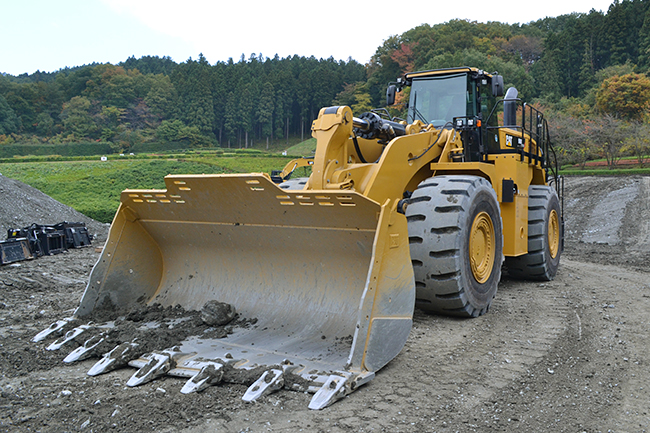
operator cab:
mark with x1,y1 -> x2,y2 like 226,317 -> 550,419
385,67 -> 555,185
406,72 -> 478,128
394,67 -> 504,162
383,67 -> 554,182
386,68 -> 512,162
357,68 -> 505,163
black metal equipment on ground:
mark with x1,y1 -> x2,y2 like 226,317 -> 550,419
0,222 -> 92,265
0,238 -> 33,265
53,222 -> 92,249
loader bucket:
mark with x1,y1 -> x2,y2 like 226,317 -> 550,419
50,173 -> 415,408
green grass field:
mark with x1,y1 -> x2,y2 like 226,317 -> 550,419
0,156 -> 293,222
2,141 -> 649,224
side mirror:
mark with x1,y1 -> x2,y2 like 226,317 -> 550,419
386,85 -> 397,106
492,75 -> 504,97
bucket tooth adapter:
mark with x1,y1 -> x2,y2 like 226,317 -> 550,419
36,67 -> 563,409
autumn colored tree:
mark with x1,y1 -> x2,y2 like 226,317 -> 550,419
96,105 -> 124,141
390,42 -> 417,75
499,35 -> 543,71
595,72 -> 650,120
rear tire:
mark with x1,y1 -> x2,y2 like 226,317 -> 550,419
278,177 -> 309,190
406,176 -> 504,317
505,185 -> 562,281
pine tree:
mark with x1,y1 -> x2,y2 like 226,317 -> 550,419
238,83 -> 254,148
637,9 -> 650,70
605,0 -> 630,66
223,92 -> 237,148
531,53 -> 561,102
171,56 -> 215,139
256,82 -> 274,149
578,40 -> 596,97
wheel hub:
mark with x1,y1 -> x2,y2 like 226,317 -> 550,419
469,211 -> 495,284
548,209 -> 560,259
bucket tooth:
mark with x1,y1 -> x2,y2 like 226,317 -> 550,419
126,350 -> 181,387
242,368 -> 284,402
33,318 -> 75,342
180,363 -> 224,394
307,371 -> 375,409
308,373 -> 352,410
63,333 -> 107,363
88,341 -> 141,376
46,324 -> 93,351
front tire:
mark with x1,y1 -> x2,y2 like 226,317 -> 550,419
406,176 -> 504,317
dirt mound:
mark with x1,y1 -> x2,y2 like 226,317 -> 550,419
563,175 -> 650,271
0,174 -> 109,242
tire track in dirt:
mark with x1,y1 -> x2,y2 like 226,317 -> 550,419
288,279 -> 576,433
470,259 -> 650,433
411,282 -> 573,413
561,260 -> 650,433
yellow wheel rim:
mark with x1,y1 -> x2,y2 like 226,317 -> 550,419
469,211 -> 495,284
548,209 -> 560,259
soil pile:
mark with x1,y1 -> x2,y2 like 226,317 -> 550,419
0,174 -> 108,242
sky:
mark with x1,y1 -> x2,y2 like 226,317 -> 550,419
1,0 -> 617,76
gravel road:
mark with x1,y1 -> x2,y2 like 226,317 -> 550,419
1,175 -> 648,433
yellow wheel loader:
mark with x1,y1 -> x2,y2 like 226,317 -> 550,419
34,67 -> 563,409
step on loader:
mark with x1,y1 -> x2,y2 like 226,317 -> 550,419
35,67 -> 563,409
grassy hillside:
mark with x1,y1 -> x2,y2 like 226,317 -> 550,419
283,138 -> 317,156
0,156 -> 292,222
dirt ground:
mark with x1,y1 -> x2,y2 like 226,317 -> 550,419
1,174 -> 649,433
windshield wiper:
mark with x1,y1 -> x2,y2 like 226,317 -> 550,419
411,92 -> 429,124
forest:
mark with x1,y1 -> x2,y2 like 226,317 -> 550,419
2,0 -> 650,168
